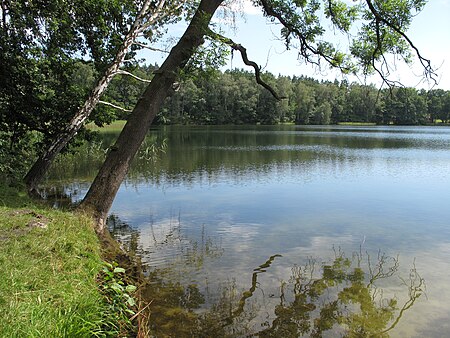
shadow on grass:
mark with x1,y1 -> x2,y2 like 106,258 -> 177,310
0,183 -> 34,209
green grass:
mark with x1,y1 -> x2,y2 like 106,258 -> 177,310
0,185 -> 131,337
87,120 -> 126,132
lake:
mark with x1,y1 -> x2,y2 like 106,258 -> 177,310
50,125 -> 450,337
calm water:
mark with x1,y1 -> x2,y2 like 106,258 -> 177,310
51,125 -> 450,337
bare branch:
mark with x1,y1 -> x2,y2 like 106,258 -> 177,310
133,41 -> 169,53
115,69 -> 152,83
208,30 -> 286,101
98,100 -> 132,112
366,251 -> 399,287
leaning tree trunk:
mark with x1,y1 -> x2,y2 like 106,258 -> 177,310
23,0 -> 157,194
24,65 -> 117,194
79,0 -> 223,233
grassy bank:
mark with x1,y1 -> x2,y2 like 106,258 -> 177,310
0,186 -> 136,337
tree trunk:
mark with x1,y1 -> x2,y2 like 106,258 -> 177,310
79,0 -> 222,233
23,0 -> 155,194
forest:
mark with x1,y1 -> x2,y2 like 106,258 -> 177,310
100,64 -> 450,126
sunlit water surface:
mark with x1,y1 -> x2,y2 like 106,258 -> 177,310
50,125 -> 450,337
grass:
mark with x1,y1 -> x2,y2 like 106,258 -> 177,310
87,120 -> 126,132
0,185 -> 135,337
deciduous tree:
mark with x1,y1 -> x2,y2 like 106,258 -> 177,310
23,0 -> 185,193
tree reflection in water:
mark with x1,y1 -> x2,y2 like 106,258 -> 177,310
254,249 -> 424,337
107,217 -> 424,337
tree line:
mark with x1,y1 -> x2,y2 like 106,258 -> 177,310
102,66 -> 450,126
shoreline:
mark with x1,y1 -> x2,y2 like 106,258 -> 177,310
0,185 -> 144,337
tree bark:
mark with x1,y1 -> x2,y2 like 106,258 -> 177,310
23,0 -> 157,194
79,0 -> 223,233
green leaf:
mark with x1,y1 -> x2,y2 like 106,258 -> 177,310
113,267 -> 126,273
110,282 -> 124,292
127,297 -> 136,307
126,285 -> 137,293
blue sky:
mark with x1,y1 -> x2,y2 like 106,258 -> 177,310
144,0 -> 450,90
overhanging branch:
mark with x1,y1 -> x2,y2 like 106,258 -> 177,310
258,0 -> 353,73
208,30 -> 286,101
365,0 -> 437,84
258,0 -> 436,88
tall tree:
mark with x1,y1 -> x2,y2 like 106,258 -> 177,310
23,0 -> 185,193
78,0 -> 435,231
292,81 -> 316,124
79,0 -> 225,232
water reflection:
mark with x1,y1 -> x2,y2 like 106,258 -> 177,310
108,216 -> 424,337
107,213 -> 224,270
47,125 -> 450,336
47,125 -> 450,190
254,250 -> 423,337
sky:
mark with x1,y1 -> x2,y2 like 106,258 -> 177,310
144,0 -> 450,90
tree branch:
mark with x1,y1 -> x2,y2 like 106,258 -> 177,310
133,41 -> 169,53
365,0 -> 437,84
258,0 -> 353,73
258,0 -> 436,87
138,0 -> 185,33
208,30 -> 286,101
115,69 -> 152,83
98,100 -> 132,112
380,263 -> 425,334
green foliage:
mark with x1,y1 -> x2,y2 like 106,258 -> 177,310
0,132 -> 39,184
0,0 -> 139,168
381,87 -> 428,125
155,68 -> 443,126
98,262 -> 138,334
94,62 -> 450,125
54,60 -> 446,129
